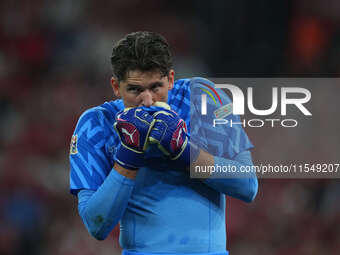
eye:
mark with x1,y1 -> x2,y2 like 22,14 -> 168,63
151,83 -> 162,92
127,87 -> 143,94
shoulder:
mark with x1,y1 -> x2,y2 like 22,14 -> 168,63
189,77 -> 232,105
77,100 -> 123,123
169,77 -> 232,104
169,77 -> 212,99
171,77 -> 213,92
171,77 -> 223,93
74,100 -> 124,138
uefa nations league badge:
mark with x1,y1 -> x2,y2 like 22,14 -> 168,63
214,103 -> 233,119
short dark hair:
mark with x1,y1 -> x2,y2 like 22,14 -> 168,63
111,31 -> 173,81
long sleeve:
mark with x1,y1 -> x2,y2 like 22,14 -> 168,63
203,150 -> 258,202
77,168 -> 135,240
187,78 -> 257,202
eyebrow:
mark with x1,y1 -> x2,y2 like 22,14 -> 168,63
127,81 -> 164,89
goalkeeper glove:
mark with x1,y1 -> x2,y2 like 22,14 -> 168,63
148,107 -> 200,166
114,107 -> 155,170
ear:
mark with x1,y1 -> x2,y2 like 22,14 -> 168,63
111,77 -> 120,98
167,70 -> 175,90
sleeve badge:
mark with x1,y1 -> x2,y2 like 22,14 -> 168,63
69,135 -> 78,155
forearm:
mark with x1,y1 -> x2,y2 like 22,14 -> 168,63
194,150 -> 258,202
77,167 -> 135,240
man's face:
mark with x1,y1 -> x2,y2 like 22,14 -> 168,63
111,69 -> 174,108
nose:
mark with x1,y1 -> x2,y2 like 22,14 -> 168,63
139,90 -> 153,107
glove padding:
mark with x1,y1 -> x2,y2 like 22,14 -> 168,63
148,108 -> 191,162
147,102 -> 201,166
114,107 -> 155,170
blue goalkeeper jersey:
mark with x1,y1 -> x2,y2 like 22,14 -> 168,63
69,77 -> 254,253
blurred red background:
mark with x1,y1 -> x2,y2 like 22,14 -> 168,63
0,1 -> 339,254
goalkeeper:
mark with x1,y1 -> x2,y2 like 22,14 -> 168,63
69,31 -> 258,254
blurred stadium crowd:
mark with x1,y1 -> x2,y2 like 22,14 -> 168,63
0,1 -> 340,255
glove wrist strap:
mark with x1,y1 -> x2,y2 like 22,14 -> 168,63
114,145 -> 144,171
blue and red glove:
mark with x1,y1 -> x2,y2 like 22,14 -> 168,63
114,107 -> 155,170
148,106 -> 200,166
